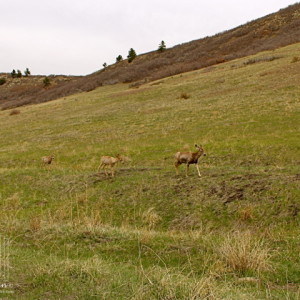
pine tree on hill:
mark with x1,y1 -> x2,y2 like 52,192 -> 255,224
116,55 -> 123,62
11,69 -> 17,78
158,40 -> 166,52
24,68 -> 31,77
16,70 -> 22,78
127,48 -> 137,63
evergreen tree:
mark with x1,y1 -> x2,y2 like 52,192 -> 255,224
11,69 -> 17,78
116,55 -> 123,62
24,68 -> 31,77
43,76 -> 51,88
158,40 -> 166,52
16,70 -> 22,78
127,48 -> 137,63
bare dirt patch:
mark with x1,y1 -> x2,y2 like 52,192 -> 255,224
206,174 -> 270,205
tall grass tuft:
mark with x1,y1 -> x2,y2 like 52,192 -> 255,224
133,266 -> 217,300
142,207 -> 162,230
218,231 -> 272,274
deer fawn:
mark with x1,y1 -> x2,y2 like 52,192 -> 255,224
42,155 -> 54,165
97,154 -> 125,177
174,144 -> 206,177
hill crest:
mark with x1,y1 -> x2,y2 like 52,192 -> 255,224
1,3 -> 300,110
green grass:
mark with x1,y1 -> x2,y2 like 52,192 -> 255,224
0,43 -> 299,299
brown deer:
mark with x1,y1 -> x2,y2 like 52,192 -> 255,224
42,155 -> 54,165
97,154 -> 126,177
174,144 -> 206,177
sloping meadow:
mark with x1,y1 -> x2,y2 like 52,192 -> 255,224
0,43 -> 299,299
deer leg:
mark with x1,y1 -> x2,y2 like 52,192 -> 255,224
97,163 -> 103,173
175,162 -> 181,175
104,165 -> 109,177
111,166 -> 115,177
196,163 -> 201,177
186,164 -> 190,177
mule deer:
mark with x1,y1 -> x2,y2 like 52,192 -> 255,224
97,154 -> 126,177
42,155 -> 54,165
174,144 -> 206,177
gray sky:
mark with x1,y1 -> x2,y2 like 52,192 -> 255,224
1,0 -> 297,75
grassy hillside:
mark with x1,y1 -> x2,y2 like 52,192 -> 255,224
1,3 -> 300,110
0,43 -> 299,299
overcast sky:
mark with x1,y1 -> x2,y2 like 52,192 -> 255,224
1,0 -> 297,76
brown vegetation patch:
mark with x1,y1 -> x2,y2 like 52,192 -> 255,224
291,56 -> 300,63
243,55 -> 283,66
179,92 -> 191,100
9,109 -> 21,116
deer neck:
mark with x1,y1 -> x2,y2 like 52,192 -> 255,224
194,149 -> 202,159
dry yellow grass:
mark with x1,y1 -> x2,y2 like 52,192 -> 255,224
218,231 -> 272,274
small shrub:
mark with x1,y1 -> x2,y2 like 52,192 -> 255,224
43,76 -> 51,88
243,55 -> 282,65
244,58 -> 258,65
142,208 -> 161,229
179,92 -> 190,100
29,217 -> 42,232
291,56 -> 300,63
129,82 -> 141,89
218,231 -> 272,274
9,109 -> 21,116
238,206 -> 253,221
215,78 -> 225,84
129,79 -> 149,88
215,57 -> 226,64
0,78 -> 6,85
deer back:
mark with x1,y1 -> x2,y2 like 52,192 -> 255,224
101,156 -> 119,165
175,151 -> 193,163
42,156 -> 54,164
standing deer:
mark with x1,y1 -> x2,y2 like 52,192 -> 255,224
42,155 -> 54,165
174,144 -> 206,177
97,154 -> 125,177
